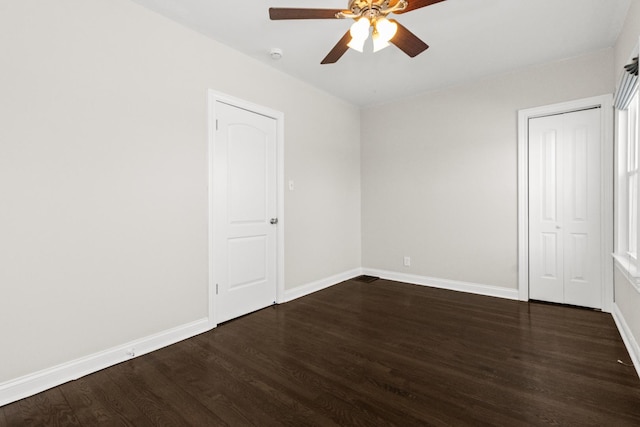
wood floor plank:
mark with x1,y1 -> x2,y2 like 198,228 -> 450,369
114,355 -> 231,426
190,334 -> 343,426
0,406 -> 8,427
102,361 -> 194,426
79,369 -> 155,426
1,388 -> 81,427
223,310 -> 472,425
140,345 -> 257,426
2,278 -> 640,425
275,308 -> 524,425
186,331 -> 377,426
57,377 -> 115,425
148,339 -> 288,425
198,322 -> 425,426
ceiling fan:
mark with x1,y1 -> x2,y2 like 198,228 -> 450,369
269,0 -> 446,64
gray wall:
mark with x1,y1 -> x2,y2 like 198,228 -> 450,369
361,49 -> 614,289
0,0 -> 361,383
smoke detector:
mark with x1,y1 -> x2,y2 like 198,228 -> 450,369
270,48 -> 283,60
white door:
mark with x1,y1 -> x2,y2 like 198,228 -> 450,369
528,108 -> 602,309
214,101 -> 277,323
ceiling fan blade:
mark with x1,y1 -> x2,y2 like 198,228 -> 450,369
321,30 -> 352,64
389,20 -> 429,57
395,0 -> 446,14
269,8 -> 343,20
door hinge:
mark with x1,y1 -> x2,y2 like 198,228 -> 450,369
216,283 -> 219,295
216,119 -> 219,131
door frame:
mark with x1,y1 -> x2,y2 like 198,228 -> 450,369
517,94 -> 614,312
207,90 -> 285,328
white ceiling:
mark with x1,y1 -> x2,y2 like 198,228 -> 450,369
130,0 -> 631,107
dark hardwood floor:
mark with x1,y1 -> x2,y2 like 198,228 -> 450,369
2,278 -> 640,426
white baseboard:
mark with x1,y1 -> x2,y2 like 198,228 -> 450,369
612,303 -> 640,379
0,317 -> 211,407
283,268 -> 363,302
362,268 -> 520,301
0,270 -> 531,407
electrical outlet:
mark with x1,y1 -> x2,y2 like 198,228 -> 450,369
403,256 -> 411,267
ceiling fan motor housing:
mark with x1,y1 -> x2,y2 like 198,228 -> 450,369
345,0 -> 407,17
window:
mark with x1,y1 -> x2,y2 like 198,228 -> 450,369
627,93 -> 638,258
615,89 -> 640,284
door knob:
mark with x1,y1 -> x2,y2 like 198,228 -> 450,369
270,218 -> 278,225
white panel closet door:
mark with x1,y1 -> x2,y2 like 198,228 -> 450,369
528,108 -> 602,309
214,101 -> 277,323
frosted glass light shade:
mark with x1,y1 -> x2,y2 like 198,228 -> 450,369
348,17 -> 370,52
350,17 -> 370,39
376,17 -> 397,42
347,36 -> 366,53
372,31 -> 390,52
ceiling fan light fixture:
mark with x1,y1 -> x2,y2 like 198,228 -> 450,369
375,17 -> 397,42
372,31 -> 390,52
348,17 -> 370,52
347,36 -> 366,53
350,17 -> 370,39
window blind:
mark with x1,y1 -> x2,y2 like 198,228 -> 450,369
614,56 -> 639,110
